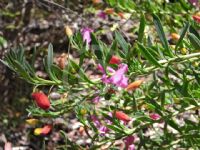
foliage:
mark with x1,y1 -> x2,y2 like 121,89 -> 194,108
1,1 -> 200,149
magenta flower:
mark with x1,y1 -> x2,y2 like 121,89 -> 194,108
97,64 -> 105,73
99,125 -> 109,136
81,27 -> 93,45
149,113 -> 161,120
97,11 -> 107,19
90,115 -> 110,136
124,135 -> 135,149
98,64 -> 128,88
91,115 -> 101,127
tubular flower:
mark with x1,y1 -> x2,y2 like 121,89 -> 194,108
32,92 -> 50,110
114,111 -> 131,122
149,113 -> 161,121
126,80 -> 143,91
26,119 -> 39,126
41,125 -> 52,135
108,64 -> 128,88
81,27 -> 93,45
98,64 -> 128,88
193,15 -> 200,23
109,55 -> 121,64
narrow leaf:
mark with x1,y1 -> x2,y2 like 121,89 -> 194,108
138,43 -> 163,67
153,14 -> 173,57
175,22 -> 190,50
188,33 -> 200,50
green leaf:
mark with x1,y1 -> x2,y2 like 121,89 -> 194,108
138,13 -> 146,43
47,43 -> 53,68
153,14 -> 173,57
189,25 -> 200,39
138,43 -> 163,67
91,33 -> 104,61
115,31 -> 129,54
69,60 -> 94,84
175,22 -> 190,51
188,33 -> 200,50
167,119 -> 182,133
106,125 -> 124,133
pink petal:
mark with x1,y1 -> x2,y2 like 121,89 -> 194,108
97,11 -> 107,19
128,144 -> 135,150
81,27 -> 93,45
92,96 -> 100,104
4,142 -> 12,150
124,135 -> 135,148
97,64 -> 105,73
149,113 -> 161,120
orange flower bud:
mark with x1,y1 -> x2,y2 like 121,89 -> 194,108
193,15 -> 200,23
92,0 -> 101,4
79,126 -> 85,135
126,80 -> 143,91
41,125 -> 52,135
104,8 -> 114,15
32,92 -> 50,110
114,111 -> 131,122
109,55 -> 121,64
118,12 -> 124,19
170,33 -> 180,41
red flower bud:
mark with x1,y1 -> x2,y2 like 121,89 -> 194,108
114,111 -> 131,122
109,56 -> 121,65
193,15 -> 200,23
32,92 -> 50,110
41,125 -> 52,135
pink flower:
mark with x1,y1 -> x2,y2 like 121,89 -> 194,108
99,126 -> 109,136
97,11 -> 107,19
188,0 -> 198,6
81,27 -> 93,45
91,115 -> 110,136
108,64 -> 128,88
4,142 -> 12,150
91,115 -> 101,127
124,136 -> 135,149
128,144 -> 135,150
98,64 -> 128,88
149,113 -> 161,120
97,64 -> 105,73
92,96 -> 100,104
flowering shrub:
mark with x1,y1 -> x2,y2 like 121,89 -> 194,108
1,13 -> 200,149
